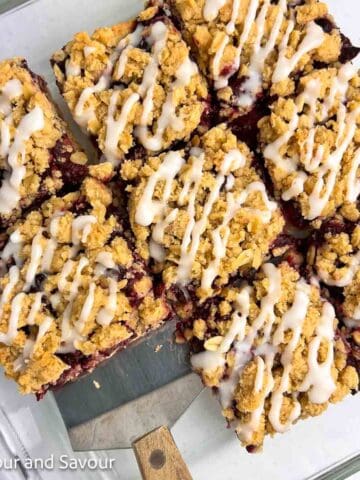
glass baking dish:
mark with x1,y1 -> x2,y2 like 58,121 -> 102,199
0,0 -> 359,479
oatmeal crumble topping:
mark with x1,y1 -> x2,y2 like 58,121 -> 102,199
0,0 -> 360,451
0,58 -> 88,228
313,225 -> 360,327
51,6 -> 208,165
164,0 -> 344,117
0,164 -> 170,394
128,125 -> 284,298
187,261 -> 358,449
260,64 -> 360,224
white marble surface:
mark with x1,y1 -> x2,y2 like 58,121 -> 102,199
0,0 -> 360,479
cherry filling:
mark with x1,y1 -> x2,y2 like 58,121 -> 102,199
49,136 -> 89,187
229,95 -> 271,150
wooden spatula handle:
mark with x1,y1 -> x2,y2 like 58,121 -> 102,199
133,426 -> 192,480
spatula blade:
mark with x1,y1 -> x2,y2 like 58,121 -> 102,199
54,320 -> 200,449
68,373 -> 203,450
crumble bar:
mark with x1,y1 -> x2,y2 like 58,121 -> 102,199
0,164 -> 170,395
51,5 -> 208,166
126,125 -> 284,299
161,0 -> 358,119
0,58 -> 88,229
185,260 -> 358,450
260,64 -> 360,225
312,220 -> 360,327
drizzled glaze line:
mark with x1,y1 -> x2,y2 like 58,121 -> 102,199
0,78 -> 45,214
136,147 -> 276,289
0,213 -> 119,355
205,0 -> 324,107
264,63 -> 359,220
192,263 -> 337,439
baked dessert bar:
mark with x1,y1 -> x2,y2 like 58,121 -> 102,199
259,63 -> 360,226
51,5 -> 208,166
184,260 -> 359,450
312,220 -> 360,326
0,164 -> 171,396
0,58 -> 88,229
126,125 -> 284,299
309,219 -> 360,378
161,0 -> 358,120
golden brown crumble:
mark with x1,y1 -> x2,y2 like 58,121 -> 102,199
127,125 -> 284,298
0,164 -> 170,394
313,227 -> 360,323
188,261 -> 358,449
0,57 -> 87,226
51,6 -> 207,164
167,0 -> 340,115
259,65 -> 360,223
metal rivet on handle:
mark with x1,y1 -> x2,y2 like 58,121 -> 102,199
149,449 -> 166,469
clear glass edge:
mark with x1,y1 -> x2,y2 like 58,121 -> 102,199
0,0 -> 38,17
0,0 -> 358,478
309,453 -> 360,480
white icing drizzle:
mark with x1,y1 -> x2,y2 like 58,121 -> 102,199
0,208 -> 122,358
236,0 -> 287,108
0,292 -> 25,346
2,229 -> 23,266
103,21 -> 168,162
136,147 -> 276,289
0,266 -> 21,345
135,53 -> 198,151
318,251 -> 360,288
57,256 -> 89,353
71,215 -> 97,245
191,350 -> 226,371
346,147 -> 360,202
264,63 -> 360,220
41,213 -> 63,272
254,356 -> 265,393
0,79 -> 22,116
65,59 -> 81,77
298,302 -> 336,403
75,282 -> 96,333
268,279 -> 310,432
201,181 -> 277,290
0,101 -> 45,214
96,278 -> 118,326
25,229 -> 44,290
213,0 -> 258,90
104,91 -> 140,165
74,24 -> 144,128
203,0 -> 227,22
272,20 -> 325,83
227,0 -> 241,34
27,292 -> 43,326
193,263 -> 337,439
102,19 -> 198,159
83,46 -> 96,58
135,150 -> 185,226
13,315 -> 53,372
209,0 -> 325,107
95,251 -> 116,276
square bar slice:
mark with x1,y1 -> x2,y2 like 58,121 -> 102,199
259,64 -> 360,227
51,5 -> 208,166
126,124 -> 284,299
162,0 -> 359,120
0,58 -> 88,229
0,164 -> 171,396
185,260 -> 359,450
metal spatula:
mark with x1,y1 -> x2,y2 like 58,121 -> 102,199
55,320 -> 203,479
